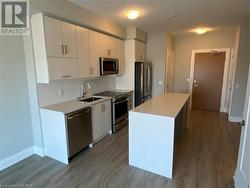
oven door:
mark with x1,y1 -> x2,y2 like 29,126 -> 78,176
100,57 -> 119,75
113,97 -> 128,124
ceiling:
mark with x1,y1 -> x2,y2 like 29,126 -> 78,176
70,0 -> 250,35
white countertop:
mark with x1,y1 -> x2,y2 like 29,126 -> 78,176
131,93 -> 190,118
41,96 -> 112,114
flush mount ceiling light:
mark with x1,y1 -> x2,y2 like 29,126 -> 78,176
126,10 -> 140,20
191,27 -> 213,35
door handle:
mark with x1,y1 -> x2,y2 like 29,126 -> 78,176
193,84 -> 198,87
238,120 -> 245,127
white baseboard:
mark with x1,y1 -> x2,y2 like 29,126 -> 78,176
34,146 -> 44,157
0,146 -> 45,171
234,169 -> 249,188
229,116 -> 243,123
0,147 -> 34,171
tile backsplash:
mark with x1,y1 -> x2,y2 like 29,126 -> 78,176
37,76 -> 116,107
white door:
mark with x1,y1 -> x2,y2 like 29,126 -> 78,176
135,40 -> 145,62
44,16 -> 63,58
235,65 -> 250,188
101,100 -> 112,133
76,26 -> 90,78
89,30 -> 100,77
116,39 -> 125,75
62,22 -> 78,59
92,103 -> 103,141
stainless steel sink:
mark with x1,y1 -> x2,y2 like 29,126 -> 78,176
78,97 -> 102,102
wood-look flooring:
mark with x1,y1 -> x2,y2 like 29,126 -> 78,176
0,110 -> 241,188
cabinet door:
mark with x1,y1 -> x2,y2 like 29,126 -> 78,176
101,100 -> 112,133
62,22 -> 78,59
99,33 -> 108,57
47,57 -> 78,80
44,16 -> 63,58
116,39 -> 125,75
89,30 -> 100,77
92,103 -> 103,141
107,35 -> 116,58
76,26 -> 90,78
99,34 -> 116,58
135,40 -> 145,62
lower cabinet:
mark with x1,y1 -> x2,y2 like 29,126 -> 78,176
92,100 -> 112,143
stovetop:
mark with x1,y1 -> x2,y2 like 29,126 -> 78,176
96,91 -> 126,98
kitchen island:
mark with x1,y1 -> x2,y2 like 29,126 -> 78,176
129,93 -> 190,178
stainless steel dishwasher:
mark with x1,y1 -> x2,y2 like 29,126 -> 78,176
66,107 -> 92,157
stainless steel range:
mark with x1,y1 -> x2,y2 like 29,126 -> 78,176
96,91 -> 128,133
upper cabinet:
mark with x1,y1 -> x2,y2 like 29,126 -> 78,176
115,39 -> 125,75
31,13 -> 125,83
88,30 -> 101,77
99,33 -> 116,58
76,26 -> 90,78
31,14 -> 78,83
44,16 -> 78,59
135,40 -> 145,62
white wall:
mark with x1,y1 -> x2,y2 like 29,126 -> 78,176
0,36 -> 34,160
0,0 -> 125,165
146,33 -> 167,96
37,77 -> 116,107
230,23 -> 250,118
173,30 -> 235,93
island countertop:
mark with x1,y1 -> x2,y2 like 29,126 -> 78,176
132,93 -> 190,118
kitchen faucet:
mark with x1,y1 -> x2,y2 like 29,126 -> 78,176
80,81 -> 91,98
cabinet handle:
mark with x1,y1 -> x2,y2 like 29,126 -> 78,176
62,75 -> 71,78
61,44 -> 65,54
64,45 -> 68,54
107,49 -> 111,57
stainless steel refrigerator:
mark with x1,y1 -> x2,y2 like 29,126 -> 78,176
134,62 -> 152,107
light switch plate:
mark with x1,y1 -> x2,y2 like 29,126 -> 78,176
158,81 -> 163,85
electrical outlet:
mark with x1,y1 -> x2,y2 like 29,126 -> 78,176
58,89 -> 64,96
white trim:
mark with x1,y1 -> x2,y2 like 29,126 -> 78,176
229,116 -> 243,123
0,146 -> 45,171
0,147 -> 34,171
234,169 -> 249,188
189,48 -> 231,113
34,146 -> 44,157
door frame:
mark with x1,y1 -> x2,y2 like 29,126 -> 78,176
189,48 -> 231,112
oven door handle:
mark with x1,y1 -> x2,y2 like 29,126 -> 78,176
115,98 -> 128,104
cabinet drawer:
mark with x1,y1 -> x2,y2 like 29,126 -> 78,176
48,57 -> 78,80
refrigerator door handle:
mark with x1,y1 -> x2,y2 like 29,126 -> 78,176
140,63 -> 144,97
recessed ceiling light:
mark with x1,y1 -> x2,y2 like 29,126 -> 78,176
191,27 -> 213,35
126,10 -> 140,20
170,13 -> 178,17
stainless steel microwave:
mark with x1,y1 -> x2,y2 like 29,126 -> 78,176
100,57 -> 119,75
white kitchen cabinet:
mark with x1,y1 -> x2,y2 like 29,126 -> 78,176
92,100 -> 112,143
62,22 -> 78,58
99,33 -> 116,58
89,30 -> 101,77
76,26 -> 90,78
135,40 -> 146,62
115,38 -> 125,75
31,13 -> 78,83
43,16 -> 77,59
43,16 -> 63,58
